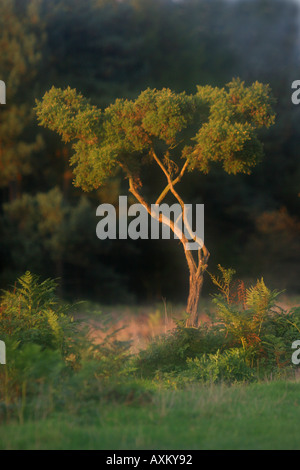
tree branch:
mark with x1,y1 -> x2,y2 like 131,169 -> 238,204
128,176 -> 184,241
151,148 -> 209,274
155,160 -> 188,204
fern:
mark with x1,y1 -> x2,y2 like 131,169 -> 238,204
208,264 -> 236,303
209,266 -> 286,355
0,271 -> 78,357
246,278 -> 281,315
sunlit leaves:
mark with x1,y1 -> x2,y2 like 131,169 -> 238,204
36,79 -> 275,191
192,78 -> 276,174
35,86 -> 102,144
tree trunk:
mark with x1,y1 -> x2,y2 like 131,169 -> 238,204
183,242 -> 209,328
185,271 -> 204,328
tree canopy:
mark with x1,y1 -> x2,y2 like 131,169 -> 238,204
36,79 -> 275,194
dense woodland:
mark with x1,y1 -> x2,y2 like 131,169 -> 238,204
1,0 -> 300,304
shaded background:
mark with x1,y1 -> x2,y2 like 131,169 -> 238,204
0,0 -> 299,304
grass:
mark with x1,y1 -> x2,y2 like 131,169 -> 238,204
1,379 -> 300,450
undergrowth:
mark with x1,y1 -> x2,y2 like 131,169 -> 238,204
0,267 -> 299,424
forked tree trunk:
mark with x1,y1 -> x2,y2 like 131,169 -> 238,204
185,271 -> 204,328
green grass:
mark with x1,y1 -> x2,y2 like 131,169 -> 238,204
1,379 -> 300,450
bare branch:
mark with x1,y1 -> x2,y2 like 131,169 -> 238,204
128,177 -> 184,242
155,160 -> 188,204
151,148 -> 209,269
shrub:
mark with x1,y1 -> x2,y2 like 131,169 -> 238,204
185,348 -> 256,384
135,320 -> 228,377
209,265 -> 300,374
0,271 -> 79,359
0,272 -> 138,422
209,265 -> 282,351
137,265 -> 300,382
0,339 -> 65,423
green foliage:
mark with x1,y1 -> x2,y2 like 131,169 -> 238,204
206,266 -> 300,376
0,270 -> 300,428
2,187 -> 78,270
0,271 -> 78,357
84,320 -> 135,380
0,272 -> 138,424
1,187 -> 132,302
35,80 -> 275,192
135,320 -> 227,378
104,88 -> 195,149
0,338 -> 65,423
185,348 -> 255,384
135,267 -> 300,384
208,265 -> 283,351
192,79 -> 275,174
0,0 -> 44,187
35,86 -> 197,190
257,306 -> 300,371
62,367 -> 153,411
2,187 -> 66,271
209,264 -> 236,304
34,86 -> 103,146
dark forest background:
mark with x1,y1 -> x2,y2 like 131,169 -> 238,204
0,0 -> 300,305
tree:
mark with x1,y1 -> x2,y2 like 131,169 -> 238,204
0,0 -> 45,197
35,79 -> 275,327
